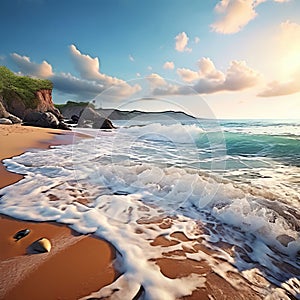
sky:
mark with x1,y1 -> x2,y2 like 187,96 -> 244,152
0,0 -> 300,119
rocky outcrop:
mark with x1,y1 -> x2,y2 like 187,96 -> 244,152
1,89 -> 62,120
58,101 -> 88,119
58,102 -> 115,129
78,106 -> 115,129
23,111 -> 70,130
0,98 -> 22,124
0,118 -> 12,125
0,66 -> 68,129
35,90 -> 63,120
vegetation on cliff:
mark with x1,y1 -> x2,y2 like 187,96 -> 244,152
55,100 -> 93,110
0,66 -> 52,109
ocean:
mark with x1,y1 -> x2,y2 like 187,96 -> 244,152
0,118 -> 299,299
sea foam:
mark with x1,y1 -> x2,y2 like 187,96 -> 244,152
0,122 -> 299,299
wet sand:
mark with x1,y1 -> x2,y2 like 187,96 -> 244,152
0,124 -> 117,299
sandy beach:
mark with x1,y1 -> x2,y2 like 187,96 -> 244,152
0,125 -> 117,300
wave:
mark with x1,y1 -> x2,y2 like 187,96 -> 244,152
120,122 -> 205,144
0,121 -> 299,298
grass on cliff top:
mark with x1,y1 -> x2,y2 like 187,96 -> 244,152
55,100 -> 94,109
0,66 -> 53,108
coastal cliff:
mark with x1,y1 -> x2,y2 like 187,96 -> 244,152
0,66 -> 60,119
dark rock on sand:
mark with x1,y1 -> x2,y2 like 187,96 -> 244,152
0,100 -> 22,124
13,229 -> 31,241
28,237 -> 52,253
58,121 -> 71,130
7,114 -> 22,124
71,114 -> 79,123
23,111 -> 59,128
23,111 -> 71,130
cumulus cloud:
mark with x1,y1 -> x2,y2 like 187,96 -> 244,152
10,53 -> 53,78
175,32 -> 192,52
154,58 -> 261,95
211,0 -> 257,34
147,73 -> 167,87
51,73 -> 104,99
198,57 -> 225,80
163,61 -> 175,70
11,45 -> 141,100
69,44 -> 140,97
223,60 -> 260,90
211,0 -> 289,34
176,68 -> 199,82
177,57 -> 225,83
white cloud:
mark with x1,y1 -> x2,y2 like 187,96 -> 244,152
69,44 -> 141,97
175,32 -> 192,52
147,66 -> 153,71
10,53 -> 53,78
154,58 -> 261,95
177,68 -> 199,82
258,77 -> 300,97
211,0 -> 257,34
163,61 -> 175,70
198,57 -> 225,80
129,54 -> 135,62
211,0 -> 289,34
136,72 -> 141,77
147,73 -> 167,87
223,60 -> 260,90
10,46 -> 141,100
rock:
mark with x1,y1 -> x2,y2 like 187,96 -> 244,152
23,111 -> 59,128
58,121 -> 71,130
30,238 -> 51,253
0,101 -> 23,123
8,114 -> 22,124
71,114 -> 79,123
78,106 -> 115,129
92,117 -> 115,129
0,118 -> 13,125
13,229 -> 31,241
0,100 -> 10,118
276,234 -> 295,247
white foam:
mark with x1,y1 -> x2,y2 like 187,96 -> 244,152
0,123 -> 299,299
121,122 -> 204,144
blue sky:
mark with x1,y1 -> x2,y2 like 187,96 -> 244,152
1,0 -> 300,119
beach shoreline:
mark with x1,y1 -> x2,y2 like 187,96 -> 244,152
0,124 -> 296,299
0,124 -> 117,300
